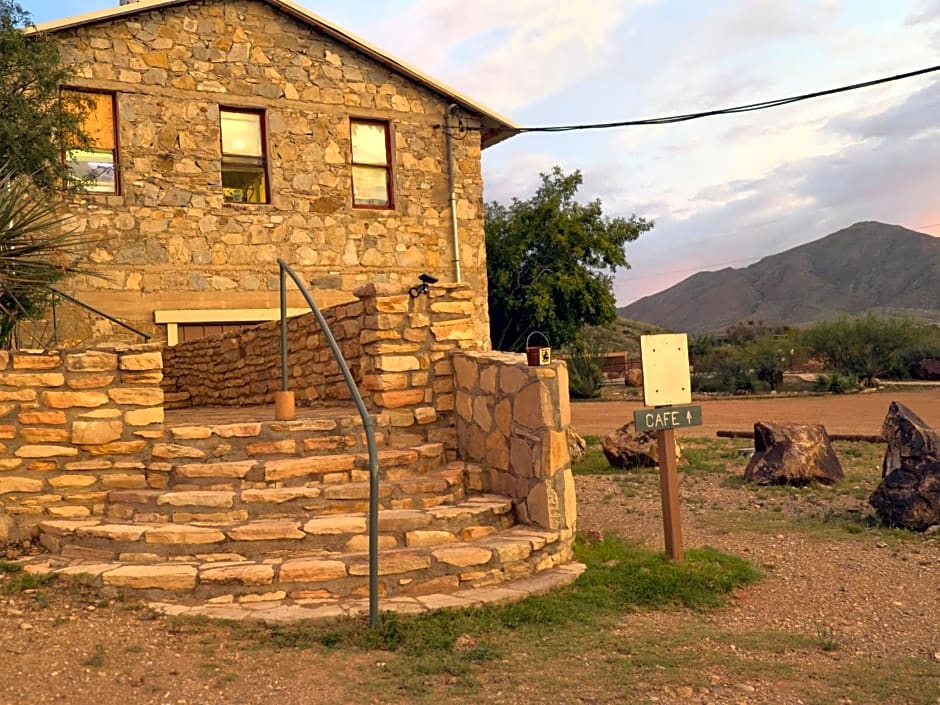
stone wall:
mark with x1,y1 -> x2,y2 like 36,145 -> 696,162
453,352 -> 576,533
162,299 -> 362,408
161,282 -> 483,451
52,0 -> 490,344
0,345 -> 164,541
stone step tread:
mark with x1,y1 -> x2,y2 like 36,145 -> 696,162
108,467 -> 464,509
27,561 -> 586,621
152,563 -> 588,622
29,525 -> 573,595
42,495 -> 513,540
158,443 -> 447,483
38,495 -> 517,560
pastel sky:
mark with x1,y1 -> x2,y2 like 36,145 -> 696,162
22,0 -> 940,305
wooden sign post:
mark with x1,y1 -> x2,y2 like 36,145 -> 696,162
636,333 -> 700,563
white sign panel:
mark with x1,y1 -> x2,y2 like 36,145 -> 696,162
640,333 -> 692,407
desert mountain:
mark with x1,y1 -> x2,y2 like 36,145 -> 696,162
618,222 -> 940,333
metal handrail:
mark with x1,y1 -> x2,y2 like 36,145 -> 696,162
277,259 -> 380,627
48,287 -> 151,343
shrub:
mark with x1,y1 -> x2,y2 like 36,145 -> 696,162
801,314 -> 938,386
813,373 -> 858,394
563,334 -> 606,399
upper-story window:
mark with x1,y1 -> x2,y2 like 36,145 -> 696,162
221,108 -> 268,204
65,90 -> 118,194
351,119 -> 393,209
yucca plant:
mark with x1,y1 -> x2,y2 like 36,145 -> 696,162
0,166 -> 100,347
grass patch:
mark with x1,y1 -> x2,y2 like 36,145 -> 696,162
681,438 -> 750,474
705,505 -> 922,543
82,643 -> 106,668
574,535 -> 760,611
572,444 -> 621,475
219,534 -> 758,695
0,565 -> 55,595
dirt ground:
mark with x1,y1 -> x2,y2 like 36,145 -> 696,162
571,388 -> 940,438
0,389 -> 938,705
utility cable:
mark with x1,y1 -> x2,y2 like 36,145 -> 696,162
459,64 -> 940,135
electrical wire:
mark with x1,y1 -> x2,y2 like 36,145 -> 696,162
460,64 -> 940,135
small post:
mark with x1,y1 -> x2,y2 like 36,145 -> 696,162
656,426 -> 683,562
274,264 -> 295,420
279,265 -> 288,393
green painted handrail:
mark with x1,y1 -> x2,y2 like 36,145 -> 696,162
277,259 -> 380,627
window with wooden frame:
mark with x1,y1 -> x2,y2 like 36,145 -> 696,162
350,119 -> 393,208
65,90 -> 118,193
220,108 -> 268,204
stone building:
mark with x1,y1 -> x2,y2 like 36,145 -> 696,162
38,0 -> 518,346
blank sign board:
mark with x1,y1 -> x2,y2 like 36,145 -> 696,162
640,333 -> 692,407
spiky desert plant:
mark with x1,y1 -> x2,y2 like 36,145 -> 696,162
0,166 -> 100,347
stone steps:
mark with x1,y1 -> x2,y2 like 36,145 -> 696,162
29,521 -> 575,604
148,443 -> 446,492
38,494 -> 517,562
104,463 -> 467,523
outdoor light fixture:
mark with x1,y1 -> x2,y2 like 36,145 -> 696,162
409,273 -> 438,297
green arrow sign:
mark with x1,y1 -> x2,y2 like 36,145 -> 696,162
633,404 -> 703,432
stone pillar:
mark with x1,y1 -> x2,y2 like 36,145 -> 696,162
454,351 -> 576,532
354,282 -> 483,450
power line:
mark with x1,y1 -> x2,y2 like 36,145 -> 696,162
467,64 -> 940,135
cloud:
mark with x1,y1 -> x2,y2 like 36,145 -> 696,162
613,106 -> 940,304
906,0 -> 940,24
825,75 -> 940,140
364,0 -> 648,113
482,151 -> 563,204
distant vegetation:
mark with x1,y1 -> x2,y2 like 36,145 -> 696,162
562,318 -> 666,399
691,315 -> 940,394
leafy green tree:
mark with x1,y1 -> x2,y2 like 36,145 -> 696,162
0,0 -> 90,189
485,167 -> 653,351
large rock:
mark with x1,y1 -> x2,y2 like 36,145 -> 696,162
601,421 -> 683,469
744,422 -> 843,485
869,402 -> 940,531
911,358 -> 940,381
624,368 -> 643,387
568,428 -> 587,462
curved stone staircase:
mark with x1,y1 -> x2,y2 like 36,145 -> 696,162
26,408 -> 580,620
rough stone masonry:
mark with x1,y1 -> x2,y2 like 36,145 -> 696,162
49,0 -> 491,343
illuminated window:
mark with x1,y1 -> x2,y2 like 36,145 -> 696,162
221,109 -> 268,204
65,91 -> 118,193
351,119 -> 392,208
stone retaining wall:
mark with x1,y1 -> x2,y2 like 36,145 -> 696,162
0,345 -> 164,541
162,300 -> 362,409
454,352 -> 576,533
162,282 -> 483,452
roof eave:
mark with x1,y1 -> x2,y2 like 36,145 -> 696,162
29,0 -> 520,149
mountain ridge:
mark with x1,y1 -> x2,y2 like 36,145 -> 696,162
618,221 -> 940,332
